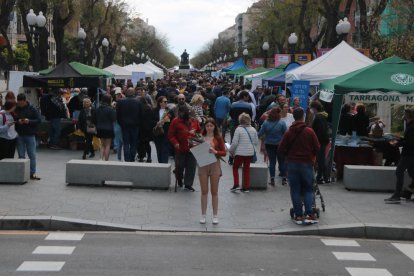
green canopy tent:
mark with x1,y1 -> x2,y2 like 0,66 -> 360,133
327,56 -> 414,174
24,61 -> 113,88
225,67 -> 249,76
236,67 -> 270,77
254,64 -> 287,80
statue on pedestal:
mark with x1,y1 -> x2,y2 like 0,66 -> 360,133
179,49 -> 190,69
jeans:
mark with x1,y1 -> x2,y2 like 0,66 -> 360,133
154,135 -> 170,163
49,118 -> 61,146
393,156 -> 414,197
265,144 -> 285,178
287,162 -> 314,217
17,135 -> 37,174
113,122 -> 123,161
122,127 -> 139,162
233,155 -> 252,189
216,118 -> 227,140
316,144 -> 328,181
174,151 -> 197,187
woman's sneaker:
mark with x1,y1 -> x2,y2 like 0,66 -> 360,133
282,178 -> 288,186
200,215 -> 206,224
269,178 -> 275,186
212,216 -> 219,225
230,185 -> 240,192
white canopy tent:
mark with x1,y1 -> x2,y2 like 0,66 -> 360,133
103,64 -> 132,80
285,41 -> 375,85
123,63 -> 158,80
144,61 -> 165,79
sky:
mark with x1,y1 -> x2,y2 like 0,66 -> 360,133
125,0 -> 257,58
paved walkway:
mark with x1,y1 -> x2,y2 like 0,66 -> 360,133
0,148 -> 413,235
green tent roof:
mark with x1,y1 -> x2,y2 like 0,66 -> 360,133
40,62 -> 113,77
226,67 -> 249,76
254,65 -> 287,80
237,67 -> 270,77
334,56 -> 414,94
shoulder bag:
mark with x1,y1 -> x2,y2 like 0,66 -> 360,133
242,127 -> 257,163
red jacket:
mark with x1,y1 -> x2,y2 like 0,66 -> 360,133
168,117 -> 201,153
278,121 -> 320,164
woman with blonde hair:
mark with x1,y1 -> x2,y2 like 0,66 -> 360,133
190,94 -> 205,124
198,118 -> 226,224
229,113 -> 258,192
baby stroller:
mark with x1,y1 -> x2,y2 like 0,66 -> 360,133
289,178 -> 326,220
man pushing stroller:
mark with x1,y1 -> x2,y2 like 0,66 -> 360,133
279,108 -> 321,225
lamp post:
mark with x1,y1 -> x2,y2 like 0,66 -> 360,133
26,9 -> 47,72
288,32 -> 298,63
234,51 -> 238,61
101,38 -> 109,68
243,48 -> 248,64
77,27 -> 86,63
336,17 -> 351,42
120,45 -> 126,66
262,41 -> 269,68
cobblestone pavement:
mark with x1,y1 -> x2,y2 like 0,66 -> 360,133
0,146 -> 413,232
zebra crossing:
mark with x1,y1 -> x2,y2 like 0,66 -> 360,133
321,238 -> 414,276
16,232 -> 84,272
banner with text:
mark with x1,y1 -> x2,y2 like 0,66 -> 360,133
291,80 -> 310,110
345,92 -> 414,105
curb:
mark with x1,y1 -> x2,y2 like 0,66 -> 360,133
0,216 -> 413,241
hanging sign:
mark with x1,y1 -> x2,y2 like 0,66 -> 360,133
291,80 -> 310,111
345,92 -> 414,104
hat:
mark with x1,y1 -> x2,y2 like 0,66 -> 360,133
114,87 -> 122,95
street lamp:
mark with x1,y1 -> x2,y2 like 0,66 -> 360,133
234,51 -> 238,60
288,33 -> 298,63
26,9 -> 47,71
243,48 -> 248,64
120,45 -> 126,66
336,17 -> 351,42
262,41 -> 269,68
77,27 -> 86,63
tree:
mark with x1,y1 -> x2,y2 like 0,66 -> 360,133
51,0 -> 75,64
0,0 -> 17,70
1,43 -> 30,70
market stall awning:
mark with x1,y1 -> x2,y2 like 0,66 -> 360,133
264,62 -> 301,84
237,67 -> 270,77
23,61 -> 112,88
103,64 -> 132,79
222,58 -> 249,72
226,67 -> 249,76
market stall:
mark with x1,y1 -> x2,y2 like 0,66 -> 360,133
328,56 -> 414,178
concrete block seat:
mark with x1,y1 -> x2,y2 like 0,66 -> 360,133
240,163 -> 268,190
0,159 -> 30,184
66,160 -> 171,190
343,165 -> 411,191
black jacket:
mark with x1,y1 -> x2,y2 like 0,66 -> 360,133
93,104 -> 116,131
338,112 -> 353,135
116,96 -> 143,128
78,107 -> 95,133
40,94 -> 66,120
399,120 -> 414,157
15,103 -> 41,136
312,111 -> 330,145
352,112 -> 369,136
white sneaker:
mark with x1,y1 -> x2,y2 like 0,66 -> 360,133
200,215 -> 206,224
212,216 -> 219,225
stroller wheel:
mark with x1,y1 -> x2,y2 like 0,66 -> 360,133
313,208 -> 320,218
290,208 -> 294,218
322,204 -> 326,212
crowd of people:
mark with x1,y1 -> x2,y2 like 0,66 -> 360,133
1,71 -> 413,225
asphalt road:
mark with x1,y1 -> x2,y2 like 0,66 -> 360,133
0,232 -> 413,276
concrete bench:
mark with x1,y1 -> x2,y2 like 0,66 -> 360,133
343,165 -> 411,191
241,163 -> 268,190
66,160 -> 171,190
0,159 -> 30,184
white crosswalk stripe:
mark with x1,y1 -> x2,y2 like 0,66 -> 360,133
33,246 -> 76,255
45,232 -> 84,241
332,252 -> 376,261
321,239 -> 360,247
392,243 -> 414,262
17,261 -> 65,272
346,267 -> 393,276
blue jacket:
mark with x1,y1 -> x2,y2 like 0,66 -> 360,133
214,95 -> 231,119
229,100 -> 252,125
258,120 -> 287,145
